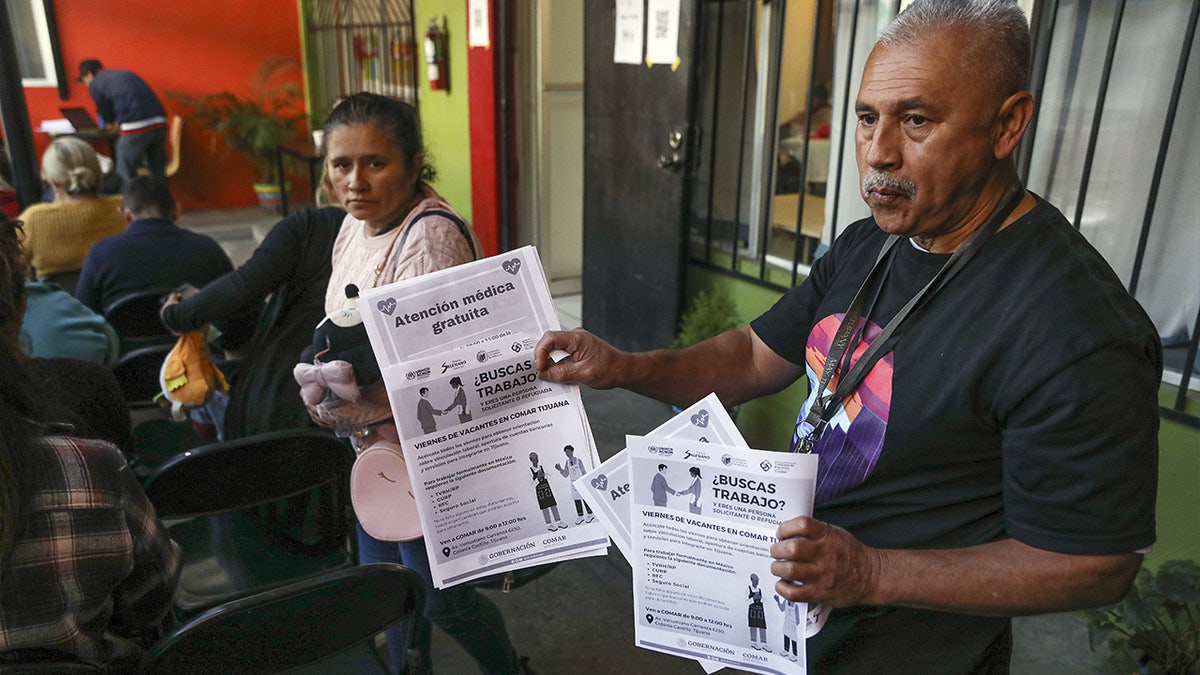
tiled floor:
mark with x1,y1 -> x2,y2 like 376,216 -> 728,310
182,208 -> 1109,674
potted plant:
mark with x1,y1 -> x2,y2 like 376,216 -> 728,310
170,55 -> 305,210
1081,559 -> 1200,674
672,286 -> 742,350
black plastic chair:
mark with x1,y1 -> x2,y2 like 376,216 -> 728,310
140,563 -> 424,675
0,650 -> 102,674
111,343 -> 173,408
103,288 -> 175,353
141,429 -> 356,618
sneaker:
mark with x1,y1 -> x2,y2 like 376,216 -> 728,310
547,525 -> 557,532
763,646 -> 773,653
585,513 -> 596,522
575,516 -> 585,525
751,643 -> 760,651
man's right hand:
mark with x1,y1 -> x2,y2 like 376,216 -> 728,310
535,328 -> 626,390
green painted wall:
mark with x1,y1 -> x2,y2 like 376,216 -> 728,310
690,263 -> 1200,568
1150,395 -> 1200,569
414,1 -> 473,222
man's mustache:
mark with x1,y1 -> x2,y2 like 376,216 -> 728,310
862,172 -> 916,199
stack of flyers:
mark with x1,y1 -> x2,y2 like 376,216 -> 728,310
576,394 -> 820,674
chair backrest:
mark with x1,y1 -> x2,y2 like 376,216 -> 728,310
110,342 -> 173,407
0,650 -> 102,674
141,429 -> 352,519
103,288 -> 174,345
165,115 -> 183,178
38,269 -> 83,296
140,563 -> 424,675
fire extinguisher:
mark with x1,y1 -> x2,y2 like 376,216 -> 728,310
425,17 -> 448,92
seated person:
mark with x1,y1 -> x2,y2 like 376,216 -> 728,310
76,176 -> 255,350
18,137 -> 125,280
13,217 -> 132,453
21,278 -> 121,368
20,277 -> 130,453
0,214 -> 178,673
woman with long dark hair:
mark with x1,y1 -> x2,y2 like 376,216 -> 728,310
0,215 -> 179,672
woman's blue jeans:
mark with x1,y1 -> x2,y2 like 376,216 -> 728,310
356,525 -> 519,674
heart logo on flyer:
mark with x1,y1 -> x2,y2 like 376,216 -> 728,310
690,410 -> 710,428
502,259 -> 522,275
377,298 -> 397,315
590,474 -> 608,490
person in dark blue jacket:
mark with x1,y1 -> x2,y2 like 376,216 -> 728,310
75,176 -> 254,350
78,59 -> 168,180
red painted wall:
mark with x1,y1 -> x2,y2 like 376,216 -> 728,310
466,0 -> 499,257
21,0 -> 305,211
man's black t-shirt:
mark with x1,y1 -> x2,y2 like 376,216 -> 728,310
750,196 -> 1160,672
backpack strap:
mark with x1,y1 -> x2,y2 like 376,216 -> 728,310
391,209 -> 478,278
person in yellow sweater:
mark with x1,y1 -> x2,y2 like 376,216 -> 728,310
18,137 -> 124,280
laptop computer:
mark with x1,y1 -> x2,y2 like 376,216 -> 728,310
59,107 -> 99,131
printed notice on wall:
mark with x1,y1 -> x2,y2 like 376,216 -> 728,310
468,0 -> 490,48
613,0 -> 644,64
645,0 -> 680,67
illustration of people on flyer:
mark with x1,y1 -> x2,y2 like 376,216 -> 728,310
530,451 -> 567,531
628,435 -> 818,674
555,444 -> 595,524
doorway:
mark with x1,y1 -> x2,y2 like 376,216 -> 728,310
513,0 -> 585,297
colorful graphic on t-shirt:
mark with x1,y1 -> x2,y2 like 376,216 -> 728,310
793,313 -> 893,503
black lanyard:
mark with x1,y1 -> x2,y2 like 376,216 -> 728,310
791,183 -> 1026,454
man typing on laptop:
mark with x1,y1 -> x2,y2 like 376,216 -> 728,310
77,59 -> 167,181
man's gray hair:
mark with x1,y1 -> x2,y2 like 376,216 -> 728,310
879,0 -> 1031,97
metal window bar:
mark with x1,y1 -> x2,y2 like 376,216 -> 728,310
789,0 -> 830,288
307,0 -> 417,106
1017,0 -> 1060,180
827,0 -> 863,245
699,1 -> 728,264
692,0 -> 832,290
727,1 -> 755,272
1070,0 -> 1126,231
756,1 -> 787,282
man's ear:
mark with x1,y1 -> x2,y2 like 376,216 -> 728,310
121,207 -> 135,224
993,90 -> 1034,160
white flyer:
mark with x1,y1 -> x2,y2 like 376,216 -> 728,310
613,0 -> 644,64
360,247 -> 607,588
628,436 -> 818,674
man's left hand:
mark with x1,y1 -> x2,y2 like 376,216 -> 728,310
770,516 -> 883,607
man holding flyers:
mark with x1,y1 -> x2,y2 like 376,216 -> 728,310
535,0 -> 1160,671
